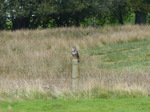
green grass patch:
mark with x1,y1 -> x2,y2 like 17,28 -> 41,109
83,40 -> 150,70
0,98 -> 150,112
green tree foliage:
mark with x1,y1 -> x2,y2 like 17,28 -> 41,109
0,1 -> 7,29
0,0 -> 149,30
85,0 -> 111,26
30,0 -> 56,28
49,0 -> 88,27
108,0 -> 131,25
6,0 -> 39,29
130,0 -> 150,24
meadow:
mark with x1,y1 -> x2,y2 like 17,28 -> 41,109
0,25 -> 150,102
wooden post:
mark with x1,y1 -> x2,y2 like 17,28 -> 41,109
72,58 -> 79,92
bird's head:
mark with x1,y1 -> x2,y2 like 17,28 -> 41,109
72,46 -> 77,51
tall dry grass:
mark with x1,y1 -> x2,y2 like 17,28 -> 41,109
0,25 -> 150,100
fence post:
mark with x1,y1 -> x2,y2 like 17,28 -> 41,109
72,58 -> 79,92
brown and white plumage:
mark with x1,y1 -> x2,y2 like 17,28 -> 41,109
71,46 -> 79,62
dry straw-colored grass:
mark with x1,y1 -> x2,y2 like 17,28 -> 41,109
0,25 -> 150,100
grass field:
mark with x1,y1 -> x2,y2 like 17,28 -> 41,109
0,97 -> 150,112
0,25 -> 150,101
83,40 -> 150,70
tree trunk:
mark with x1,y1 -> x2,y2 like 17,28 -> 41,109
118,11 -> 124,25
0,21 -> 5,30
135,11 -> 147,24
118,5 -> 124,25
12,17 -> 30,30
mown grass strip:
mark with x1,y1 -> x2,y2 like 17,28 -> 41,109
82,40 -> 150,69
0,98 -> 150,112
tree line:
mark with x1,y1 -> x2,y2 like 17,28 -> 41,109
0,0 -> 150,30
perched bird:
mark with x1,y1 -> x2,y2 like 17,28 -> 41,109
71,46 -> 80,62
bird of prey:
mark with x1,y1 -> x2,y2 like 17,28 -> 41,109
71,46 -> 80,62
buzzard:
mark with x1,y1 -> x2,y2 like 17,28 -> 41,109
71,46 -> 80,62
